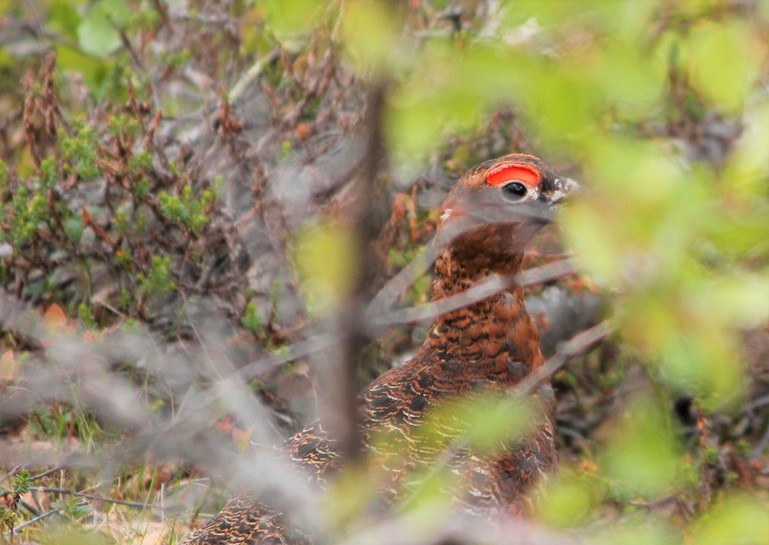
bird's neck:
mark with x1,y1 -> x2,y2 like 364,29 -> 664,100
424,247 -> 545,376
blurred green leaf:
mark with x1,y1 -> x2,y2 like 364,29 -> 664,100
56,44 -> 114,97
263,0 -> 324,39
77,0 -> 130,57
295,221 -> 357,314
426,393 -> 539,453
722,99 -> 769,200
38,524 -> 110,545
692,275 -> 769,327
385,43 -> 530,159
600,395 -> 684,498
537,464 -> 601,528
686,22 -> 765,112
660,326 -> 745,410
502,0 -> 619,28
326,463 -> 383,529
690,495 -> 769,545
48,0 -> 81,40
593,44 -> 662,120
341,0 -> 401,74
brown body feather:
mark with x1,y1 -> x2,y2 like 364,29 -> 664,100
182,154 -> 576,544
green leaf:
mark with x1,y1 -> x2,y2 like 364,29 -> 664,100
660,325 -> 745,410
600,395 -> 684,499
341,0 -> 401,73
77,0 -> 131,57
295,221 -> 357,314
56,44 -> 112,96
264,0 -> 323,39
63,216 -> 84,243
722,99 -> 769,199
690,495 -> 769,545
49,0 -> 82,40
686,22 -> 765,112
537,465 -> 600,528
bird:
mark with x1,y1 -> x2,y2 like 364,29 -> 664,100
181,153 -> 579,545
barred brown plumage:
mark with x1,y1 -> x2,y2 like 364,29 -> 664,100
181,153 -> 579,544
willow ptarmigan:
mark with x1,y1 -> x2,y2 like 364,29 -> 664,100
182,153 -> 579,545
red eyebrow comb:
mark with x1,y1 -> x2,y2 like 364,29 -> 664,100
486,163 -> 541,187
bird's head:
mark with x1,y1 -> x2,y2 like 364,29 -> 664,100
437,154 -> 579,271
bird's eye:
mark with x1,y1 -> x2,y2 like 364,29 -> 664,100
501,181 -> 528,201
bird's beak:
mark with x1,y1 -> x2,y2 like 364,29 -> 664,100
549,177 -> 581,206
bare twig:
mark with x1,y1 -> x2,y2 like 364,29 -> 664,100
749,421 -> 769,460
230,256 -> 576,390
516,320 -> 614,396
368,200 -> 563,316
4,506 -> 66,536
368,258 -> 577,328
229,50 -> 280,105
31,487 -> 162,510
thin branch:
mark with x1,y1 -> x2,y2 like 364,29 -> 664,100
516,320 -> 614,396
229,50 -> 280,104
4,506 -> 65,536
233,258 -> 575,385
30,487 -> 162,510
368,258 -> 577,328
368,200 -> 562,316
749,421 -> 769,460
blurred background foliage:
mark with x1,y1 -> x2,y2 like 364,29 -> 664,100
1,0 -> 769,543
